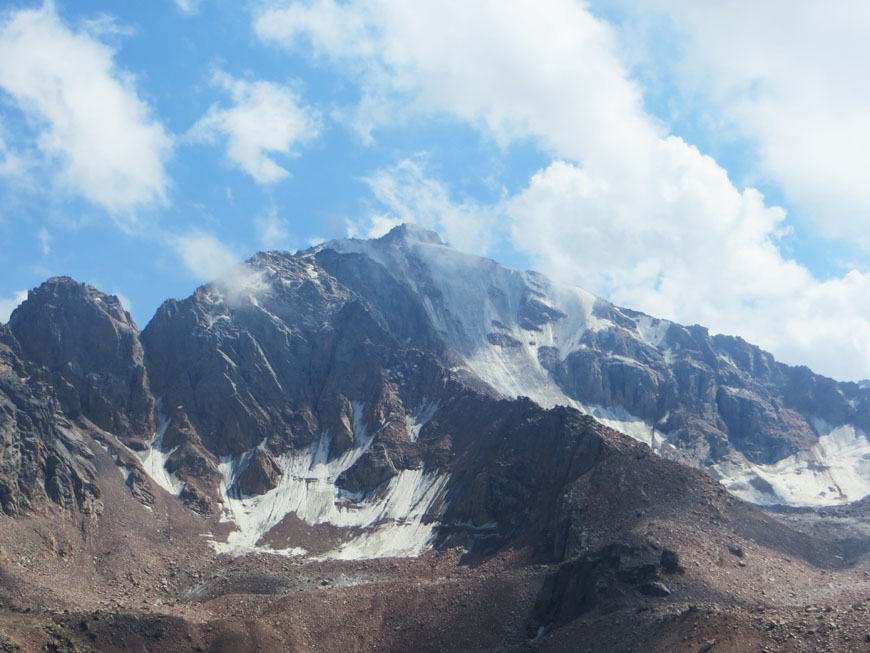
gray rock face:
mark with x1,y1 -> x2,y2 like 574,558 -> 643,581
0,324 -> 101,516
555,318 -> 870,467
8,277 -> 154,438
137,251 -> 460,512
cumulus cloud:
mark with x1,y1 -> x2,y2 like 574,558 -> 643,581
260,0 -> 870,380
507,158 -> 870,381
0,289 -> 27,323
613,0 -> 870,246
0,4 -> 173,222
357,158 -> 499,252
255,0 -> 652,154
188,71 -> 319,184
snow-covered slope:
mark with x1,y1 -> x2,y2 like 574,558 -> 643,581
322,225 -> 870,507
212,402 -> 449,559
325,226 -> 619,408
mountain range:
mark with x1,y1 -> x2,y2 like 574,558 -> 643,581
0,224 -> 868,651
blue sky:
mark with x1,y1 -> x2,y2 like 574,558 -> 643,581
2,1 -> 870,382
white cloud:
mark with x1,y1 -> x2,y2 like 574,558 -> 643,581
187,71 -> 319,184
259,0 -> 870,380
0,289 -> 27,323
37,227 -> 51,255
611,1 -> 870,245
169,231 -> 266,301
170,231 -> 240,282
255,0 -> 654,157
507,158 -> 870,381
0,5 -> 173,222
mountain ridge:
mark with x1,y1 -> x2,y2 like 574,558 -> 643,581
1,225 -> 869,651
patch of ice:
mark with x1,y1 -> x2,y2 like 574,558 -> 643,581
633,314 -> 669,349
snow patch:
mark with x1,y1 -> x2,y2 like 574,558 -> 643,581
127,416 -> 184,495
112,454 -> 132,483
405,398 -> 439,442
713,422 -> 870,506
212,402 -> 449,559
578,403 -> 672,453
632,314 -> 670,349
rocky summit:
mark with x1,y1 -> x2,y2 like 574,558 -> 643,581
0,225 -> 868,652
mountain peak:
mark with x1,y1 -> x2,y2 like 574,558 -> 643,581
377,223 -> 445,246
13,277 -> 129,322
8,275 -> 153,436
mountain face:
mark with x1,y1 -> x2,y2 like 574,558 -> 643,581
0,225 -> 869,651
0,323 -> 102,517
323,225 -> 870,506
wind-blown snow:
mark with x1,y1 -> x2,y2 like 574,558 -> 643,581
328,233 -> 611,409
714,422 -> 870,506
211,402 -> 449,559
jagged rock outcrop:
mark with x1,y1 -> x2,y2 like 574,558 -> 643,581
545,318 -> 867,466
7,278 -> 154,438
0,324 -> 101,516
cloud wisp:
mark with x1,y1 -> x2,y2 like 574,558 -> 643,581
355,158 -> 499,253
169,231 -> 268,304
